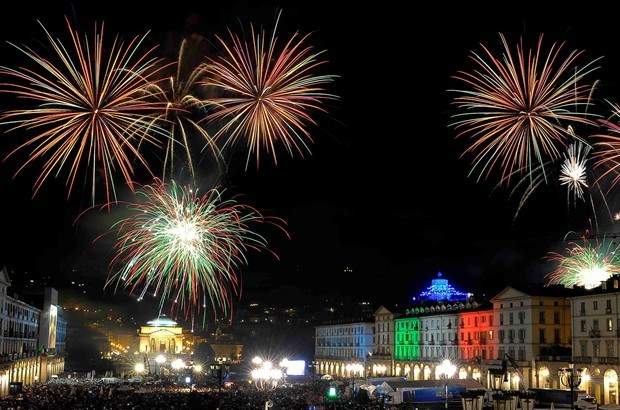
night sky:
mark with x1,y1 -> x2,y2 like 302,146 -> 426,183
1,1 -> 619,313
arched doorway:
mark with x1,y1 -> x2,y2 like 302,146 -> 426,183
605,369 -> 618,405
472,368 -> 481,382
459,367 -> 468,379
395,364 -> 402,376
510,372 -> 520,390
580,369 -> 591,395
424,365 -> 431,380
538,367 -> 550,388
413,365 -> 421,380
404,364 -> 411,379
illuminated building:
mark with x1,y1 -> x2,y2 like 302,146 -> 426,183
138,316 -> 184,354
0,267 -> 65,396
457,308 -> 494,361
314,320 -> 373,377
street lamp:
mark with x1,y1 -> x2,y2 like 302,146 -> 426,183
171,358 -> 185,370
155,354 -> 166,365
134,362 -> 145,374
437,359 -> 457,409
194,364 -> 203,373
559,364 -> 583,410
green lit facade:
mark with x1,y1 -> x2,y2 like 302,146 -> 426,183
394,316 -> 421,360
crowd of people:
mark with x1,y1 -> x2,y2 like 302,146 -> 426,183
0,378 -> 387,409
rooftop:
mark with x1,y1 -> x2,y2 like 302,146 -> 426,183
146,317 -> 178,327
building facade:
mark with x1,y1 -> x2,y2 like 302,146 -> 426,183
315,321 -> 373,377
370,306 -> 394,376
570,277 -> 620,405
138,317 -> 184,354
0,267 -> 65,396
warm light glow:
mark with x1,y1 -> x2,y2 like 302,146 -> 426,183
155,355 -> 166,364
171,359 -> 185,370
582,374 -> 591,383
437,359 -> 457,379
134,363 -> 145,374
194,364 -> 203,373
252,356 -> 263,365
539,368 -> 550,378
279,358 -> 289,368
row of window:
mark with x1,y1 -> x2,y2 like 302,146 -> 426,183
579,318 -> 616,333
578,339 -> 616,358
315,348 -> 369,359
579,299 -> 614,315
316,326 -> 372,336
499,311 -> 560,325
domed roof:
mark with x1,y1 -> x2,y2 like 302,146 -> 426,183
146,316 -> 178,327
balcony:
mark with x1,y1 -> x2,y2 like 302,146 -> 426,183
589,329 -> 601,338
596,357 -> 620,365
573,356 -> 592,364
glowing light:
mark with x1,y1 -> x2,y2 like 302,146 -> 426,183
193,364 -> 203,373
252,356 -> 263,365
437,359 -> 457,379
171,359 -> 185,370
451,34 -> 599,185
155,355 -> 166,364
134,363 -> 145,374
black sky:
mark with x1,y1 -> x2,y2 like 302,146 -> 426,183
1,1 -> 620,311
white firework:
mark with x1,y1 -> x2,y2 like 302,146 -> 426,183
559,141 -> 590,201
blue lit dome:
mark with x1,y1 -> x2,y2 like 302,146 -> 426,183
146,317 -> 178,327
418,272 -> 470,302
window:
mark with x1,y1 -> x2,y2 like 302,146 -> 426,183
594,301 -> 599,310
581,320 -> 587,332
500,313 -> 504,325
554,328 -> 560,344
518,329 -> 525,342
510,302 -> 513,308
593,319 -> 599,331
580,302 -> 586,315
539,311 -> 546,324
520,301 -> 524,307
608,319 -> 614,332
499,330 -> 505,342
489,330 -> 494,340
607,340 -> 615,357
554,301 -> 559,306
580,341 -> 587,357
509,312 -> 514,325
518,349 -> 525,361
554,312 -> 560,324
519,311 -> 525,324
593,341 -> 600,357
539,329 -> 546,344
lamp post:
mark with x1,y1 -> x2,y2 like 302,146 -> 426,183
437,359 -> 457,409
559,364 -> 583,410
155,354 -> 166,376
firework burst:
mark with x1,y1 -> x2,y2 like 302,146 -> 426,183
546,237 -> 620,289
204,12 -> 337,167
451,34 -> 599,184
559,140 -> 590,202
0,19 -> 167,203
107,179 -> 283,318
142,37 -> 221,180
593,102 -> 620,189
